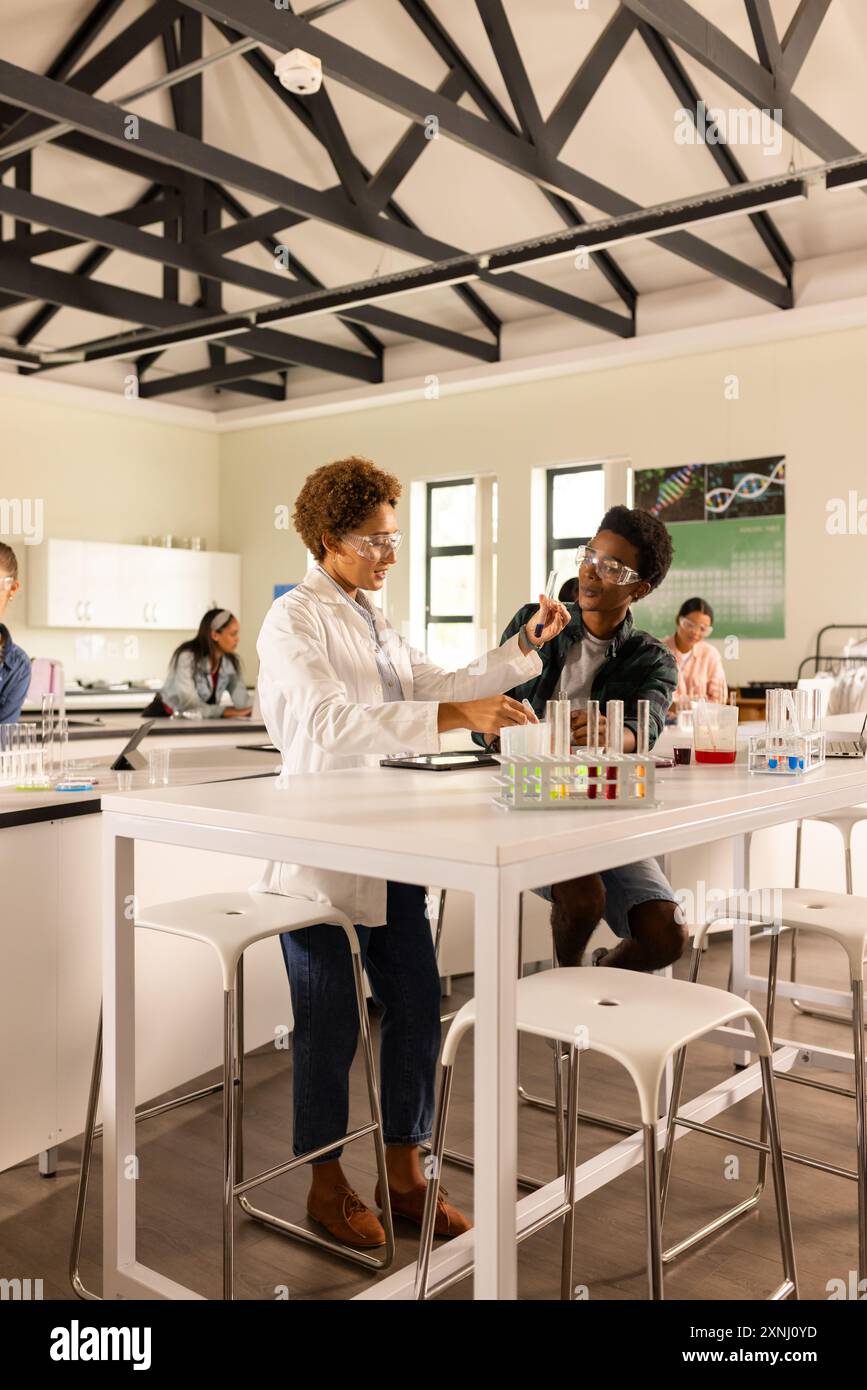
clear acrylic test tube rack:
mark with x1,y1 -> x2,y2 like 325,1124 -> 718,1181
748,686 -> 826,776
493,747 -> 658,810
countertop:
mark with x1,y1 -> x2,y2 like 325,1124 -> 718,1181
18,712 -> 267,742
0,744 -> 280,830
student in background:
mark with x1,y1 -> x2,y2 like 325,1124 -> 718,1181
663,597 -> 727,707
0,543 -> 31,724
142,609 -> 252,718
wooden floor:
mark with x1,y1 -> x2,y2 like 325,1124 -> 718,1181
0,931 -> 862,1301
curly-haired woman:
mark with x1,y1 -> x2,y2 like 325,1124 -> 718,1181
256,456 -> 569,1250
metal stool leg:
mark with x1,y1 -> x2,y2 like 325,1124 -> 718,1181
559,1043 -> 581,1301
223,985 -> 236,1300
238,944 -> 396,1271
415,1060 -> 455,1300
643,1123 -> 663,1301
659,925 -> 779,1261
70,1003 -> 104,1301
759,1052 -> 798,1299
852,978 -> 867,1283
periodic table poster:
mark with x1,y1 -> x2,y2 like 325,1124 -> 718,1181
633,458 -> 786,640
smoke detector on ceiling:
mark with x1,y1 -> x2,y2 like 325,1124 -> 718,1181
274,48 -> 323,95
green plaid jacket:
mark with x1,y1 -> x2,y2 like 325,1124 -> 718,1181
476,603 -> 678,750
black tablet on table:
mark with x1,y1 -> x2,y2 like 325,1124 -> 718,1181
380,750 -> 498,771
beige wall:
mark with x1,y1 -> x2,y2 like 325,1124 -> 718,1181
3,322 -> 865,692
0,395 -> 218,683
220,323 -> 867,687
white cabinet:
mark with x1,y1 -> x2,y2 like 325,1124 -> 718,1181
28,540 -> 241,631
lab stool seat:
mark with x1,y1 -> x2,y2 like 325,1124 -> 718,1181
664,890 -> 867,1283
71,892 -> 394,1301
415,966 -> 796,1301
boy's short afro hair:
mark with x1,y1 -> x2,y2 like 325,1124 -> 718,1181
597,505 -> 673,593
293,456 -> 401,561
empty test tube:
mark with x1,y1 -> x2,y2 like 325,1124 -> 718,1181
636,699 -> 650,757
534,570 -> 559,638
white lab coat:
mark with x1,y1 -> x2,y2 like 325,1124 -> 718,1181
253,565 -> 542,926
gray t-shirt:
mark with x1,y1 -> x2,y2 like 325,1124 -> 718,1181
556,631 -> 610,702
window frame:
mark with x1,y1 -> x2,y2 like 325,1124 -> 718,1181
425,477 -> 475,649
545,463 -> 604,577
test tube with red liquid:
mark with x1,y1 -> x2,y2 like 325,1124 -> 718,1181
605,700 -> 624,799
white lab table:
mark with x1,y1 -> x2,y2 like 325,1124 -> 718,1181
99,742 -> 867,1301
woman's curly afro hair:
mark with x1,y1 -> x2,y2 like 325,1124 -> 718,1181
293,456 -> 402,561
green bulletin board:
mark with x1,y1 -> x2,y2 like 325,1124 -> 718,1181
634,459 -> 786,641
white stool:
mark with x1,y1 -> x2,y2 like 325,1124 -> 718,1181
791,810 -> 867,1023
71,892 -> 394,1301
429,893 -> 636,1194
415,966 -> 796,1300
665,890 -> 867,1283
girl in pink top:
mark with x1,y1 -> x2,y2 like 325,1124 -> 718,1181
663,597 -> 728,707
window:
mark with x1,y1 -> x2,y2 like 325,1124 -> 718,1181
545,464 -> 605,581
425,479 -> 477,668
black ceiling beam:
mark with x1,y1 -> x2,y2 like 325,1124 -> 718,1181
744,0 -> 782,72
54,128 -> 183,187
0,55 -> 630,333
545,8 -> 638,155
0,0 -> 125,150
474,0 -> 546,148
0,258 -> 382,382
366,68 -> 466,211
16,246 -> 113,347
138,357 -> 285,398
204,207 -> 305,254
188,1 -> 786,308
212,23 -> 498,339
5,194 -> 180,258
216,376 -> 286,401
0,0 -> 185,173
639,24 -> 793,285
209,184 -> 382,359
398,0 -> 637,313
207,189 -> 497,362
780,0 -> 833,87
618,0 -> 857,162
15,185 -> 167,347
0,183 -> 336,302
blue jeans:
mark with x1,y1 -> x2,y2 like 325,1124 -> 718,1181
279,882 -> 442,1164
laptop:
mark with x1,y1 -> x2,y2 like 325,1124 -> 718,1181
109,719 -> 156,771
826,710 -> 867,759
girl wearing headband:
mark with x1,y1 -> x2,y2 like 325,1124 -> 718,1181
142,607 -> 252,719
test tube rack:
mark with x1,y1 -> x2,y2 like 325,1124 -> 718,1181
747,730 -> 826,776
493,748 -> 658,810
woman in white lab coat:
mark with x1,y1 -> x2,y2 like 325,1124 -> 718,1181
256,456 -> 568,1250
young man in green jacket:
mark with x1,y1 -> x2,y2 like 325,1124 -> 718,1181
486,505 -> 686,972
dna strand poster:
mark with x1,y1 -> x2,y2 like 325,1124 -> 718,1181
633,458 -> 785,640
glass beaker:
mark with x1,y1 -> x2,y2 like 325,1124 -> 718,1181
693,701 -> 739,765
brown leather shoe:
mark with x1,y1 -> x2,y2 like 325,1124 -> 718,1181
306,1184 -> 386,1248
375,1181 -> 472,1239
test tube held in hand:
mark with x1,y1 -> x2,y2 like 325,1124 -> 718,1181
534,570 -> 558,638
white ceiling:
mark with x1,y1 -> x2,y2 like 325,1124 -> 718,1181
1,0 -> 866,407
